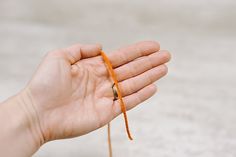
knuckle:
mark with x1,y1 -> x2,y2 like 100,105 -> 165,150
120,82 -> 127,96
135,94 -> 142,104
146,56 -> 155,68
126,81 -> 135,95
129,64 -> 136,77
146,72 -> 154,84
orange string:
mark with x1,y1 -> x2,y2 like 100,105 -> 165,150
107,123 -> 112,157
100,50 -> 133,140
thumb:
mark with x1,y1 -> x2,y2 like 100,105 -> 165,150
63,43 -> 102,64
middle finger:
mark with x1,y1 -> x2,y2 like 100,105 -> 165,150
114,50 -> 171,82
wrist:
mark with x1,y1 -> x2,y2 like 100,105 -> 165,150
0,88 -> 45,157
18,88 -> 45,147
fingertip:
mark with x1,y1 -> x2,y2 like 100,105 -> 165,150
160,64 -> 168,76
150,84 -> 158,93
159,50 -> 172,62
95,43 -> 103,51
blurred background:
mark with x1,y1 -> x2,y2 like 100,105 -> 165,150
0,0 -> 236,156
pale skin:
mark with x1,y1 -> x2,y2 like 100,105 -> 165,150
0,41 -> 171,157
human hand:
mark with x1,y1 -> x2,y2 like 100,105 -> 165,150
22,41 -> 171,143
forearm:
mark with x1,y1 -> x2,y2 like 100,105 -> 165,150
0,89 -> 44,157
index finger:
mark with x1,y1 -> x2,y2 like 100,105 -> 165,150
108,41 -> 160,68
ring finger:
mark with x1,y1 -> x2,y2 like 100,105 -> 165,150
118,64 -> 168,97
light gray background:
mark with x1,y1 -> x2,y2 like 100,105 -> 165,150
0,0 -> 236,157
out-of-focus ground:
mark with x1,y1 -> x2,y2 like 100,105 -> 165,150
0,0 -> 236,157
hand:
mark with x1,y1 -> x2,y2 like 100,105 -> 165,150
24,41 -> 171,143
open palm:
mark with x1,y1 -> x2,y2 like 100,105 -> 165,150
27,41 -> 171,142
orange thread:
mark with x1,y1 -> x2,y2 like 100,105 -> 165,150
107,123 -> 112,157
100,50 -> 133,140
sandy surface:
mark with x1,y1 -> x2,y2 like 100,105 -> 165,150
0,0 -> 236,157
